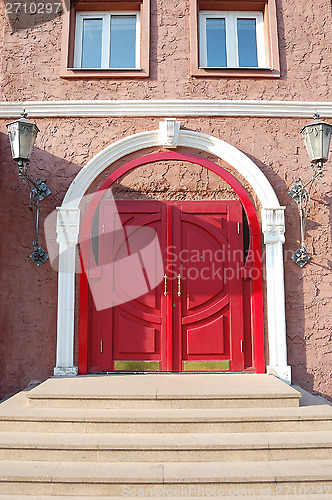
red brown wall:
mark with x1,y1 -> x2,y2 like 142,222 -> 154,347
0,0 -> 331,400
0,0 -> 332,101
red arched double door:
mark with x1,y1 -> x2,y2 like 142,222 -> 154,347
79,153 -> 265,374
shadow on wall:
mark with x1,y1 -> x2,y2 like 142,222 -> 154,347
5,0 -> 70,32
307,192 -> 332,404
0,130 -> 80,401
245,150 -> 321,399
275,0 -> 288,81
325,194 -> 332,252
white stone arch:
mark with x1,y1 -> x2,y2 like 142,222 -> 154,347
55,122 -> 291,383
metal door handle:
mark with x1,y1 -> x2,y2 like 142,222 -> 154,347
164,274 -> 168,296
177,274 -> 181,296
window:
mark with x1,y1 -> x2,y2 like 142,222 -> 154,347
190,0 -> 280,78
74,12 -> 140,70
60,0 -> 150,78
200,11 -> 265,68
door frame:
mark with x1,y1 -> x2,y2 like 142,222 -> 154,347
78,152 -> 264,374
170,200 -> 245,372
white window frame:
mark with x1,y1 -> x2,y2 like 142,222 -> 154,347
199,11 -> 266,69
74,11 -> 141,70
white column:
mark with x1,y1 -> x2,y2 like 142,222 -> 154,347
54,207 -> 80,376
262,207 -> 291,384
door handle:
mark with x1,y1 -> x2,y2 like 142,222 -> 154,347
164,274 -> 168,296
177,274 -> 181,296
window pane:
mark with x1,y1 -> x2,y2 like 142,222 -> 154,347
81,18 -> 103,68
237,18 -> 258,67
206,17 -> 227,67
110,15 -> 137,69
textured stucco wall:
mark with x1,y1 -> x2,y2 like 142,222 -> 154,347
0,0 -> 331,400
0,0 -> 331,101
0,117 -> 331,401
112,160 -> 240,200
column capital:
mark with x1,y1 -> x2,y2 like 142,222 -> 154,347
262,207 -> 286,244
56,207 -> 80,245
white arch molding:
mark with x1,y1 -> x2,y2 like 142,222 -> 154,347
55,121 -> 291,383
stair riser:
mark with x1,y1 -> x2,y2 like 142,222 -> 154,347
0,497 -> 332,500
1,480 -> 331,496
0,420 -> 330,433
0,448 -> 331,462
1,497 -> 332,500
27,398 -> 300,409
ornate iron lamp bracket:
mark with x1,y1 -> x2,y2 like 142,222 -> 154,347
288,161 -> 323,267
18,159 -> 51,266
288,113 -> 332,267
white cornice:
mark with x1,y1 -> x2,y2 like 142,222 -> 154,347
0,99 -> 332,118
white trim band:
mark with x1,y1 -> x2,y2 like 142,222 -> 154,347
1,100 -> 332,118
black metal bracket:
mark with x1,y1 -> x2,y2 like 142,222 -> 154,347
288,161 -> 323,267
18,160 -> 51,266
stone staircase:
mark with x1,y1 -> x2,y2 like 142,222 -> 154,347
0,373 -> 331,499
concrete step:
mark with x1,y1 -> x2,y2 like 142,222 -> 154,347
1,402 -> 331,434
26,374 -> 301,409
0,460 -> 331,495
1,496 -> 332,500
0,430 -> 332,462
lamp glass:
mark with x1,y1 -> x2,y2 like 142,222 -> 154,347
7,117 -> 39,161
301,119 -> 332,163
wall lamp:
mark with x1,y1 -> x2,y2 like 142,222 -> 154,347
288,114 -> 332,267
7,111 -> 51,266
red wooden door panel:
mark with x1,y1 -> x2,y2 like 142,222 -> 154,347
88,201 -> 168,372
171,201 -> 244,371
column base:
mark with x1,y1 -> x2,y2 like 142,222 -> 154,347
267,365 -> 292,384
54,366 -> 78,377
